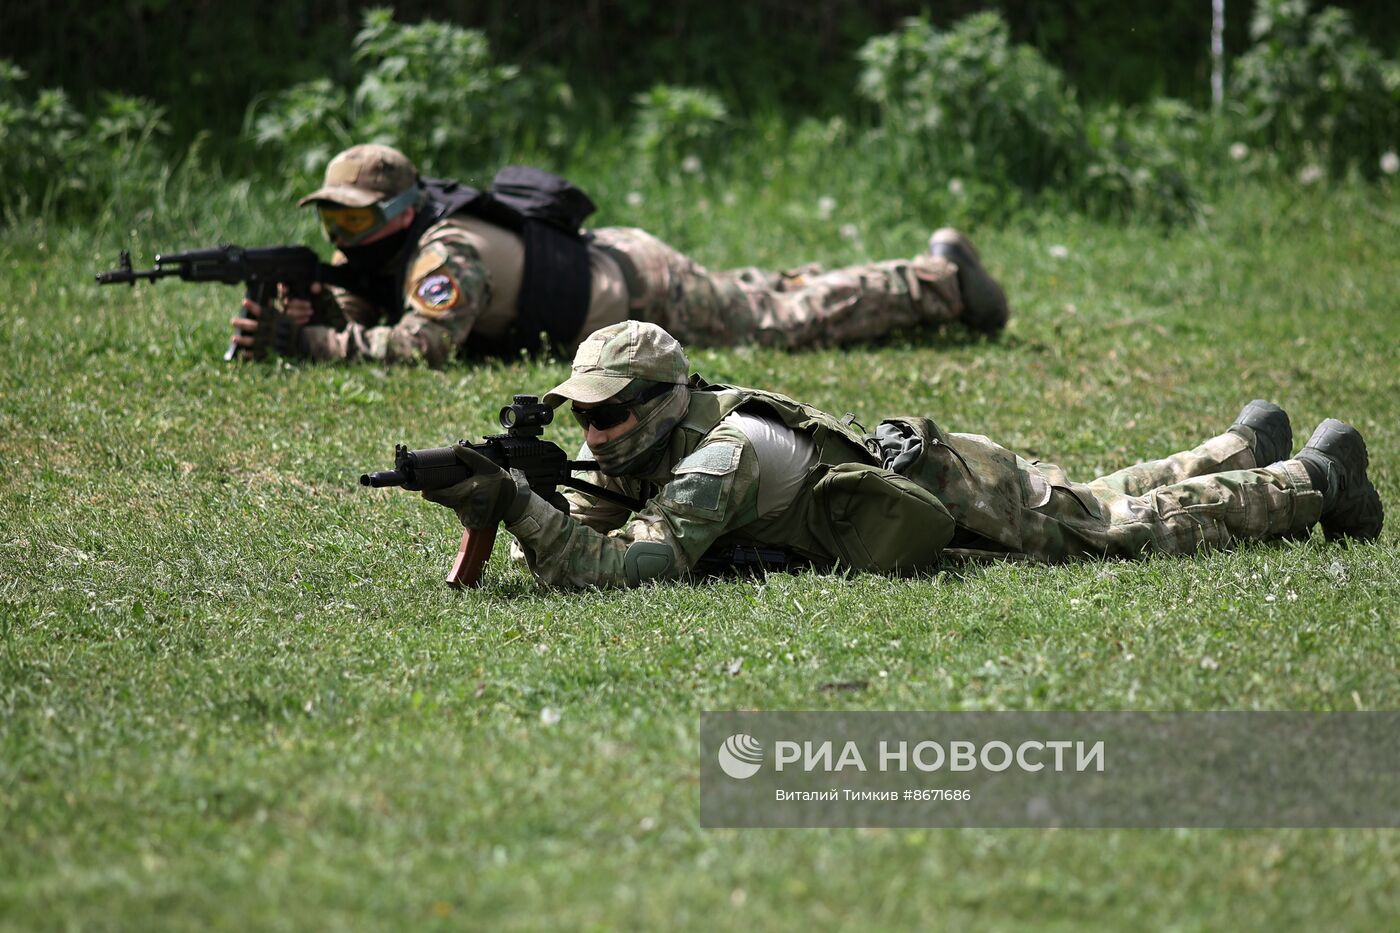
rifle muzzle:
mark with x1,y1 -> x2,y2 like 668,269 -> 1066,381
360,470 -> 409,488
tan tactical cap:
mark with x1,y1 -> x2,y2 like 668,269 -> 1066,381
543,321 -> 690,406
297,143 -> 418,207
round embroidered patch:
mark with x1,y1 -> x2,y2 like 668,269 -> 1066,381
413,272 -> 460,312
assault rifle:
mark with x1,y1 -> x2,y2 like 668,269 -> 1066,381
694,544 -> 808,578
361,395 -> 647,588
96,245 -> 366,361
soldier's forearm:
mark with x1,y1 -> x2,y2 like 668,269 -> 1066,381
301,323 -> 377,362
505,491 -> 638,588
564,491 -> 633,534
300,322 -> 445,365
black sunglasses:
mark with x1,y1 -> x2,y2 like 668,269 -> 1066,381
571,382 -> 674,430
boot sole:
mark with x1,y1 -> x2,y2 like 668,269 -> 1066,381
1232,399 -> 1292,466
1305,419 -> 1383,542
1324,482 -> 1383,542
928,236 -> 1009,334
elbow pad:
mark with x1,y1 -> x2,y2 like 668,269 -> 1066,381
623,541 -> 676,586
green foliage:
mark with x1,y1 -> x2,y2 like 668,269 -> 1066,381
1082,100 -> 1209,227
856,13 -> 1202,225
1232,0 -> 1400,179
858,13 -> 1086,193
11,1 -> 1400,151
247,79 -> 352,176
9,2 -> 1400,229
0,60 -> 168,218
248,7 -> 574,178
629,84 -> 730,172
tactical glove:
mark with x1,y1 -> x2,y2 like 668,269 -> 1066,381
241,307 -> 307,361
268,310 -> 308,360
421,445 -> 531,528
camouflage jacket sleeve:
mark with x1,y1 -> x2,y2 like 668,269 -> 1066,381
560,441 -> 640,534
504,426 -> 762,589
302,226 -> 491,366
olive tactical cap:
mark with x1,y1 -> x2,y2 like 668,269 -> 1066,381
297,143 -> 418,208
543,321 -> 690,406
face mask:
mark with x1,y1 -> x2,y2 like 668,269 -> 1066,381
339,225 -> 413,271
588,385 -> 690,476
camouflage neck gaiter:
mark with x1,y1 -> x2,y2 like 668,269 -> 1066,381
589,385 -> 691,476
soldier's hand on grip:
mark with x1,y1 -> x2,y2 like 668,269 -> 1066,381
231,296 -> 308,361
229,299 -> 264,360
421,445 -> 529,529
278,281 -> 320,326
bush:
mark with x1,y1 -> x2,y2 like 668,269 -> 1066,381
0,60 -> 168,219
248,7 -> 574,178
246,78 -> 352,176
1083,100 -> 1209,226
856,13 -> 1086,194
629,84 -> 730,174
855,13 -> 1202,225
1232,0 -> 1400,179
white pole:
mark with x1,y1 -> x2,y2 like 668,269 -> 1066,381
1212,0 -> 1226,108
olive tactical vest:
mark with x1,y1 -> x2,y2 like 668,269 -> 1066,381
675,378 -> 877,468
685,381 -> 967,572
667,380 -> 955,570
590,380 -> 971,573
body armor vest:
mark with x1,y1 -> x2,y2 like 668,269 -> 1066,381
359,167 -> 596,353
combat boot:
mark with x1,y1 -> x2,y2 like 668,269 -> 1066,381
928,228 -> 1010,334
1294,419 -> 1384,542
1228,399 -> 1292,467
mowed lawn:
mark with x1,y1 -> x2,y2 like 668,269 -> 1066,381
1,180 -> 1397,930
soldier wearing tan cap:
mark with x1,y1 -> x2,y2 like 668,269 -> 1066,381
233,143 -> 632,364
235,143 -> 1013,365
418,322 -> 1382,589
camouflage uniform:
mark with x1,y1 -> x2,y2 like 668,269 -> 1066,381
892,422 -> 1322,562
593,227 -> 967,349
492,323 -> 1325,590
305,223 -> 977,364
285,145 -> 998,365
303,216 -> 496,366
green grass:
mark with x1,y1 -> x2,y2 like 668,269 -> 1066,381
1,171 -> 1398,931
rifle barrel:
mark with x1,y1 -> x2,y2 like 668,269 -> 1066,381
94,266 -> 170,285
360,470 -> 409,488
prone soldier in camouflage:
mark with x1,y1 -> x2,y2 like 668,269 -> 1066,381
419,321 -> 1384,589
232,144 -> 1009,365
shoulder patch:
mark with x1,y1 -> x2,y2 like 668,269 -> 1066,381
409,242 -> 451,282
412,272 -> 461,315
674,442 -> 742,477
665,441 -> 743,514
665,470 -> 727,513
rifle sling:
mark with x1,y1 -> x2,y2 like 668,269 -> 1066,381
559,476 -> 647,513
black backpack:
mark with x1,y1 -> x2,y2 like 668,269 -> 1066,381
391,166 -> 599,354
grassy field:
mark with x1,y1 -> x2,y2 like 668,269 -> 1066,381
1,173 -> 1398,930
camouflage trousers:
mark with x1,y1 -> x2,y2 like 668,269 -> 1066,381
1015,431 -> 1324,561
592,227 -> 964,349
